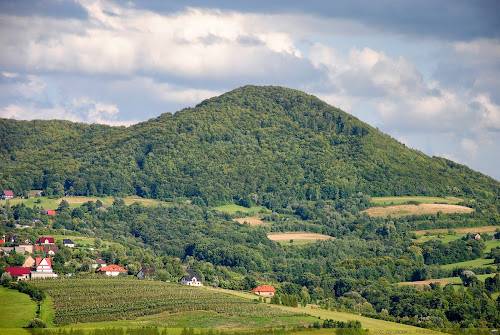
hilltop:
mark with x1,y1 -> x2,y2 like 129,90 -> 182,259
0,85 -> 498,207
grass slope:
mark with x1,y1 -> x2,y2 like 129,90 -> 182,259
0,286 -> 37,328
213,204 -> 270,215
440,258 -> 495,270
363,203 -> 473,218
370,196 -> 463,206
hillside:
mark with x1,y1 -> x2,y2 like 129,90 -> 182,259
1,85 -> 498,207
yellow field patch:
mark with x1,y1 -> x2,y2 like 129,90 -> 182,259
363,203 -> 474,217
233,216 -> 265,226
267,232 -> 333,242
414,225 -> 499,235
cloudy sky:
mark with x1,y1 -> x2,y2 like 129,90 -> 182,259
1,1 -> 499,179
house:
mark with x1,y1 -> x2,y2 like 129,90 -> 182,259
5,266 -> 31,281
63,239 -> 75,248
136,266 -> 155,280
36,236 -> 55,245
42,210 -> 57,216
0,247 -> 14,255
474,233 -> 481,240
34,244 -> 58,256
31,257 -> 57,279
2,190 -> 14,199
252,285 -> 276,297
91,258 -> 107,269
23,256 -> 36,268
98,264 -> 127,277
28,190 -> 43,198
180,269 -> 203,286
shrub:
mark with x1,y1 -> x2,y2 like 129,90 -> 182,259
26,318 -> 47,328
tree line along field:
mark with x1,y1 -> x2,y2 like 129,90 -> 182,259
0,195 -> 167,209
28,278 -> 311,326
369,196 -> 463,206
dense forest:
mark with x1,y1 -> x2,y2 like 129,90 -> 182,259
1,86 -> 498,207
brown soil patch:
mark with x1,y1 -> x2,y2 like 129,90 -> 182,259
399,278 -> 450,287
233,216 -> 264,226
267,232 -> 333,241
414,225 -> 499,235
363,203 -> 474,217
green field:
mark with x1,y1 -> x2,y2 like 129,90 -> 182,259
370,196 -> 463,206
0,286 -> 37,328
29,278 -> 312,327
440,257 -> 495,270
416,234 -> 464,244
0,195 -> 167,209
213,204 -> 270,216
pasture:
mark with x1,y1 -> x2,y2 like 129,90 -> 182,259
233,216 -> 265,226
414,225 -> 499,236
399,273 -> 496,287
267,232 -> 334,245
0,195 -> 167,209
363,203 -> 473,218
370,196 -> 462,206
440,257 -> 495,271
213,204 -> 270,216
0,286 -> 37,328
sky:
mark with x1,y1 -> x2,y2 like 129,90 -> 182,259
0,1 -> 499,180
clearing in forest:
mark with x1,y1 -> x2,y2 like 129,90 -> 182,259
370,196 -> 462,206
267,232 -> 333,244
233,216 -> 265,226
363,203 -> 473,217
414,225 -> 499,236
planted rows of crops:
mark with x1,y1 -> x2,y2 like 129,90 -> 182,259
30,278 -> 294,325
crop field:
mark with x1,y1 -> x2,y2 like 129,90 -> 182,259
233,216 -> 265,226
0,195 -> 167,209
213,204 -> 270,216
267,232 -> 334,245
399,273 -> 496,287
363,203 -> 474,217
29,278 -> 306,326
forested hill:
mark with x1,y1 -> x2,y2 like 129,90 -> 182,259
0,85 -> 498,206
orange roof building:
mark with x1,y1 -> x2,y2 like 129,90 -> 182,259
98,264 -> 127,276
252,285 -> 276,297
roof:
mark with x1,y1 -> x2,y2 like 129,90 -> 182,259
35,245 -> 58,253
6,266 -> 31,276
36,236 -> 55,243
3,190 -> 14,196
252,285 -> 276,293
95,258 -> 107,264
99,264 -> 127,273
35,257 -> 52,267
63,239 -> 74,244
45,210 -> 56,216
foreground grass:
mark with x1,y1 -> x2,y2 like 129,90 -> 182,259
370,196 -> 463,206
0,195 -> 167,209
213,204 -> 270,216
0,286 -> 37,328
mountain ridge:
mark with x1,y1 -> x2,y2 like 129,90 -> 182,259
0,85 -> 498,207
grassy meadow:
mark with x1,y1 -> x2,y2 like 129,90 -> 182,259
369,196 -> 463,206
0,286 -> 37,328
213,204 -> 270,216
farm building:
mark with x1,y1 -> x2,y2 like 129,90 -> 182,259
42,209 -> 57,216
2,190 -> 14,199
252,285 -> 276,297
63,239 -> 75,248
31,257 -> 58,279
98,264 -> 127,276
36,236 -> 55,245
5,266 -> 31,281
180,269 -> 203,286
15,244 -> 34,254
92,258 -> 107,269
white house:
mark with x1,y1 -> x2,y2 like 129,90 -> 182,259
31,257 -> 58,279
180,270 -> 203,286
63,239 -> 75,248
98,264 -> 127,277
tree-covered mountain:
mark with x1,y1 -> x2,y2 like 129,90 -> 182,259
1,85 -> 498,206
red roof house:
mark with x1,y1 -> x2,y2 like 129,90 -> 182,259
6,266 -> 31,280
252,285 -> 276,297
36,236 -> 55,245
35,257 -> 52,267
2,190 -> 14,199
98,264 -> 127,277
43,210 -> 57,216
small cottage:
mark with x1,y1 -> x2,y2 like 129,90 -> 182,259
98,264 -> 127,277
36,236 -> 55,245
43,209 -> 57,216
2,190 -> 14,199
63,239 -> 75,248
137,266 -> 156,280
180,269 -> 203,286
5,266 -> 31,281
252,285 -> 276,297
91,258 -> 107,269
35,244 -> 58,256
